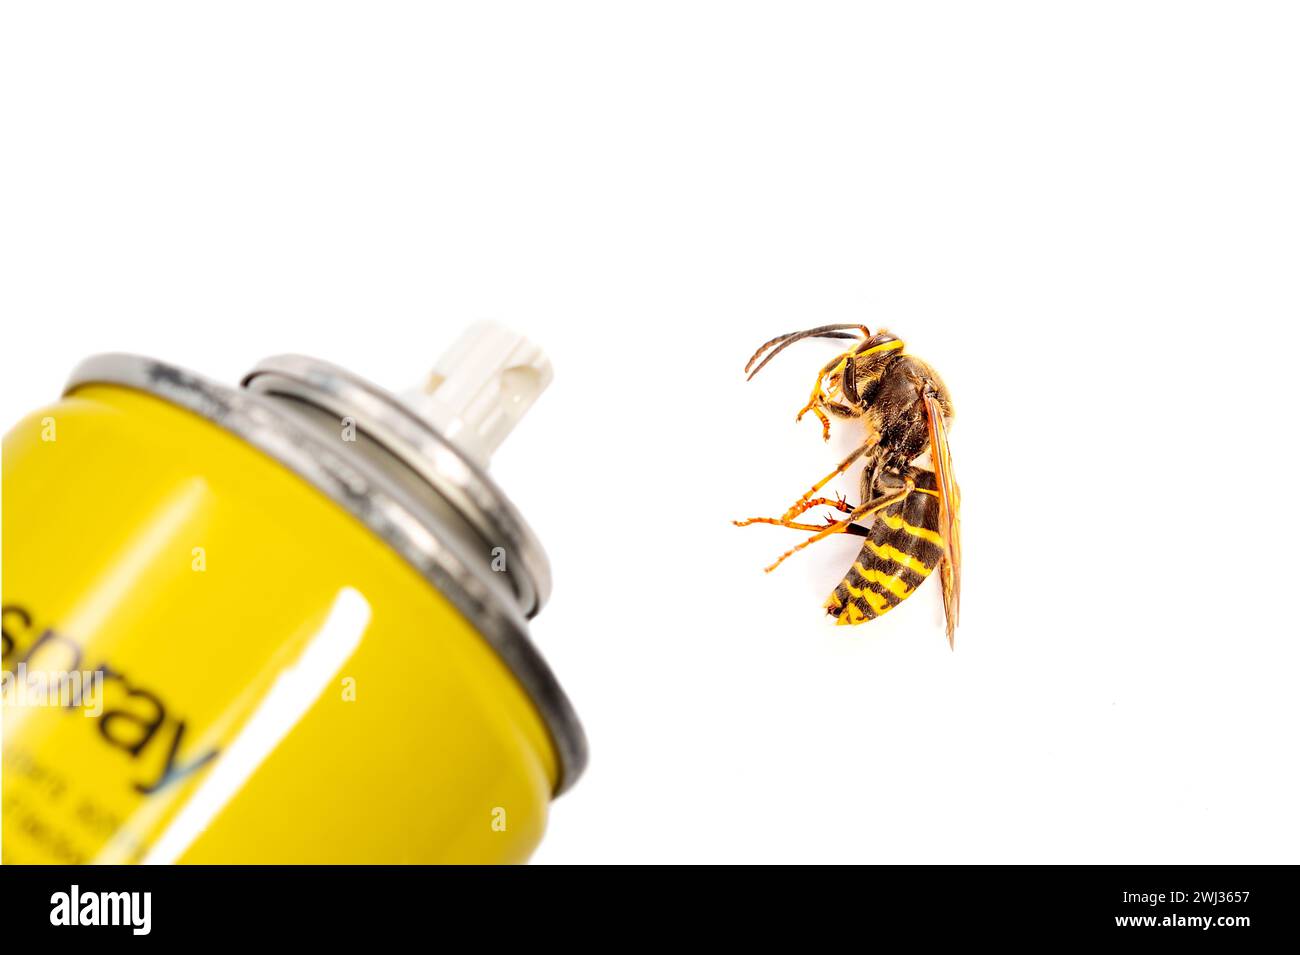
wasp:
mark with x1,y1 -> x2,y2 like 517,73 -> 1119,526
734,324 -> 961,644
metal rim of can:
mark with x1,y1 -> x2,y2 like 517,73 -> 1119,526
240,354 -> 552,619
63,353 -> 588,795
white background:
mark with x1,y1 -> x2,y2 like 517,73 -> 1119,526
2,3 -> 1298,863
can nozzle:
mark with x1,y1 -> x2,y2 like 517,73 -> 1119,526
402,322 -> 553,468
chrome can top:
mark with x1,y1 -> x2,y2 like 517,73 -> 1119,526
242,346 -> 554,621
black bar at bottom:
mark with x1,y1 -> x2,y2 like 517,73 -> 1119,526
0,865 -> 1288,942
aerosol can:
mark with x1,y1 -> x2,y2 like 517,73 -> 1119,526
1,323 -> 586,863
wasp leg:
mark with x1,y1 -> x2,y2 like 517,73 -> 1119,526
800,402 -> 832,441
733,517 -> 839,533
735,494 -> 854,531
795,398 -> 833,441
785,494 -> 855,518
734,515 -> 873,537
763,478 -> 915,573
780,440 -> 877,521
794,354 -> 853,440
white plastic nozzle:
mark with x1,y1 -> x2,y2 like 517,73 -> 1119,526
402,321 -> 553,468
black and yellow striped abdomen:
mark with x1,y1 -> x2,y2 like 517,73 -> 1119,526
826,470 -> 944,626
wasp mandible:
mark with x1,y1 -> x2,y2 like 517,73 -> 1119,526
734,324 -> 961,644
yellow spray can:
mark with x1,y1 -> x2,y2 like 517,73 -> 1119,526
1,324 -> 586,863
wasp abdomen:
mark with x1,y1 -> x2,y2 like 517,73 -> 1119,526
825,470 -> 944,626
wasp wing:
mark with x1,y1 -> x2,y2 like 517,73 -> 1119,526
923,393 -> 961,645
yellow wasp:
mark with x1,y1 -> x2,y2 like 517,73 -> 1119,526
735,324 -> 961,644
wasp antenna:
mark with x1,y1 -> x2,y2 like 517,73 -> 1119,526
744,329 -> 844,373
744,324 -> 872,379
743,324 -> 870,373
